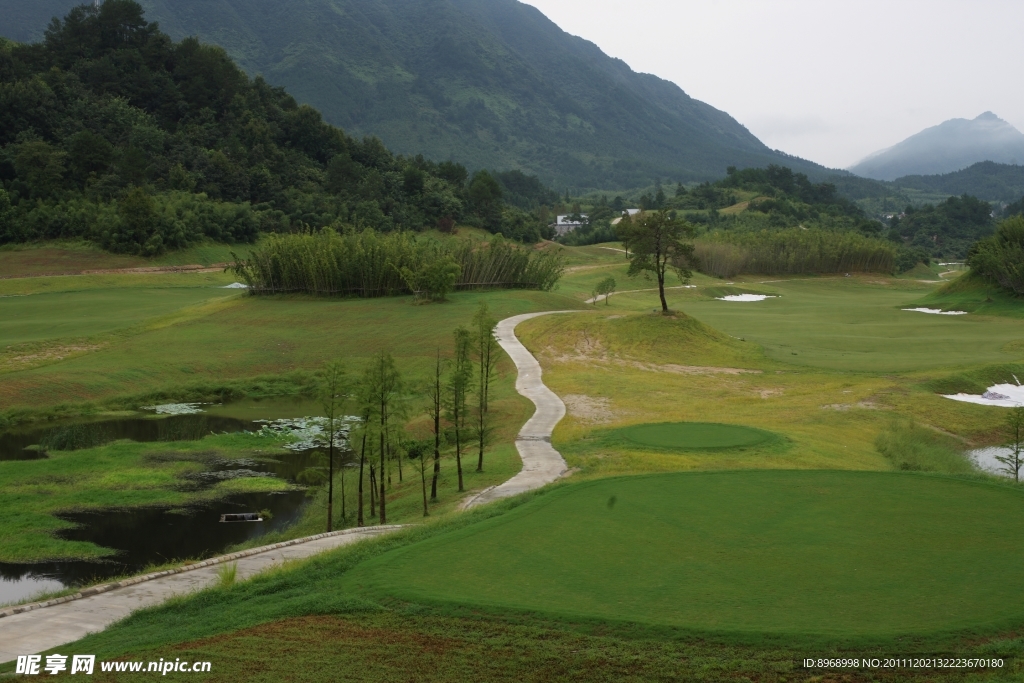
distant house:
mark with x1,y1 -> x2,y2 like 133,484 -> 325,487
610,208 -> 641,226
550,214 -> 588,236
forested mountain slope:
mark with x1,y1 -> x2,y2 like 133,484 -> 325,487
0,0 -> 831,189
0,1 -> 549,254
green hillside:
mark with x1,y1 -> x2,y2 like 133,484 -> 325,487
0,0 -> 832,190
0,1 -> 556,253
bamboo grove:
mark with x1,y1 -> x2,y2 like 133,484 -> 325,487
231,228 -> 565,297
690,228 -> 897,278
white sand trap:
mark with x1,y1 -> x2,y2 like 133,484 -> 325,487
717,294 -> 777,302
903,307 -> 967,315
222,282 -> 248,289
944,383 -> 1024,407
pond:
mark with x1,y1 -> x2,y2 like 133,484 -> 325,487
0,398 -> 354,606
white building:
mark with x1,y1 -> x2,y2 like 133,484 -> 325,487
550,214 -> 588,236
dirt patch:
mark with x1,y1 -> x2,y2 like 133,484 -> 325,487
821,402 -> 878,411
563,394 -> 616,424
0,343 -> 105,372
542,347 -> 761,376
757,388 -> 784,399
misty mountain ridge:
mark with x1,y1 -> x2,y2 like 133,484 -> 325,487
0,0 -> 832,189
849,112 -> 1024,181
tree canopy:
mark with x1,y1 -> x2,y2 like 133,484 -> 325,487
0,1 -> 551,253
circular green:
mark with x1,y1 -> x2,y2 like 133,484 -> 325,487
618,421 -> 772,449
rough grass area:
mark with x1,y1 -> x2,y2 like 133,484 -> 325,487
874,420 -> 977,474
342,471 -> 1024,637
0,240 -> 253,278
915,271 -> 1024,319
617,422 -> 775,450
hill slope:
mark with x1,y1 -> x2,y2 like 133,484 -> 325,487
0,0 -> 830,189
849,112 -> 1024,181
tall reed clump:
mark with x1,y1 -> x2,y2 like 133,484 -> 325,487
232,229 -> 564,297
875,419 -> 975,475
693,228 -> 896,277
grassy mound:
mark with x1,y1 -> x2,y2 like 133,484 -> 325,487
915,271 -> 1024,318
618,422 -> 773,450
341,471 -> 1024,637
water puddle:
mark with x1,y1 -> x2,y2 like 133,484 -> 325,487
968,447 -> 1022,477
0,491 -> 309,606
0,397 -> 356,605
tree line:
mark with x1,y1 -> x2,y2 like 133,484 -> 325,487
0,0 -> 553,254
305,303 -> 501,529
231,228 -> 564,298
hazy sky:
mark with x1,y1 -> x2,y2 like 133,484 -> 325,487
524,0 -> 1024,170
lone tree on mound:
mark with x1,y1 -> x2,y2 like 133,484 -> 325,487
617,210 -> 695,313
995,406 -> 1024,482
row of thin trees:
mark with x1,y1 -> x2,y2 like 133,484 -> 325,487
231,229 -> 564,298
311,303 -> 500,530
689,228 -> 897,278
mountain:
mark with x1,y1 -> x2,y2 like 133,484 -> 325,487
0,1 -> 556,253
891,162 -> 1024,204
0,0 -> 831,189
849,112 -> 1024,181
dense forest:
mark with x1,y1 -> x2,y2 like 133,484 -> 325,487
0,0 -> 552,254
889,195 -> 994,261
0,0 -> 832,190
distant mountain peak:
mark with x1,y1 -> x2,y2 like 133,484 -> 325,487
849,112 -> 1024,181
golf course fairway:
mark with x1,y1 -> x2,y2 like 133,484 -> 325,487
341,471 -> 1024,637
618,422 -> 774,450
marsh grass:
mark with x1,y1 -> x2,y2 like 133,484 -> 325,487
874,419 -> 977,474
216,562 -> 238,588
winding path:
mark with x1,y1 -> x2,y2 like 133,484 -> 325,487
461,311 -> 577,507
0,310 -> 577,663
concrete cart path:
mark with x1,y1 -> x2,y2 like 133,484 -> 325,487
0,526 -> 400,664
463,311 -> 578,508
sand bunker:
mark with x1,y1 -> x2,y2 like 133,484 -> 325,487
903,307 -> 967,315
222,282 -> 248,289
717,294 -> 776,302
944,382 -> 1024,407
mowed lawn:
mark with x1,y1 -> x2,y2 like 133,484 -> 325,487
0,285 -> 584,409
621,276 -> 1024,373
0,287 -> 237,346
340,471 -> 1024,636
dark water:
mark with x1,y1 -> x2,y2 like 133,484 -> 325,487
0,406 -> 349,605
0,491 -> 309,600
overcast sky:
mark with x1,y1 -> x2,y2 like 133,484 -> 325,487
523,0 -> 1024,170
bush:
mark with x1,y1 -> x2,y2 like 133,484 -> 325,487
968,216 -> 1024,295
233,228 -> 564,297
875,419 -> 975,474
692,228 -> 895,276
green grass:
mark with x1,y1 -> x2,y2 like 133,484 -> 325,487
616,422 -> 774,450
341,471 -> 1024,637
0,287 -> 238,347
915,271 -> 1024,319
601,275 -> 1024,372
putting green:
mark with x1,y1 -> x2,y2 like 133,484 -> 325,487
341,471 -> 1024,636
618,422 -> 772,449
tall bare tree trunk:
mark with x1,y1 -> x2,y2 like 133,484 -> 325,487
430,350 -> 442,500
369,464 -> 376,518
357,429 -> 366,527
